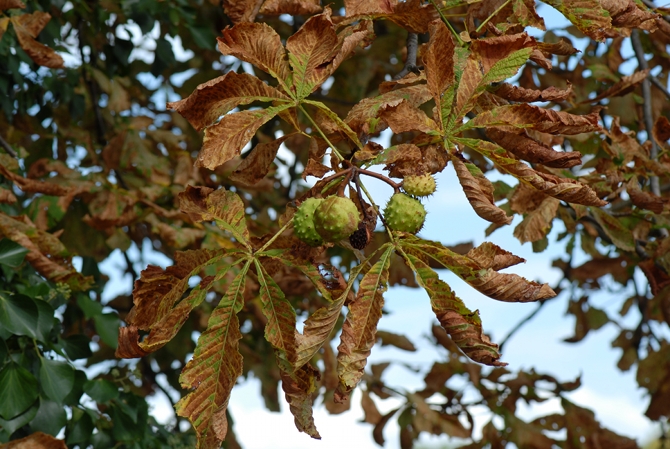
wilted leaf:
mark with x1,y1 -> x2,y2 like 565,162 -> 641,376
423,19 -> 456,102
335,244 -> 393,401
469,104 -> 602,135
0,431 -> 67,449
178,186 -> 251,248
0,0 -> 26,10
410,392 -> 470,437
561,398 -> 639,448
457,138 -> 606,207
230,136 -> 290,185
625,178 -> 666,214
492,82 -> 573,103
223,0 -> 265,23
513,196 -> 560,244
176,264 -> 248,449
400,250 -> 506,366
589,207 -> 635,251
466,241 -> 525,271
254,260 -> 297,369
583,69 -> 650,103
217,23 -> 292,88
11,12 -> 64,68
452,155 -> 512,226
487,129 -> 582,168
259,0 -> 322,16
376,330 -> 416,352
168,72 -> 289,131
280,363 -> 321,439
402,235 -> 556,303
198,103 -> 293,170
542,0 -> 613,41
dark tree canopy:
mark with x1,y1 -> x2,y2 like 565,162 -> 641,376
1,0 -> 670,448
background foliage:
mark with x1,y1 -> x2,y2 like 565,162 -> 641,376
1,0 -> 670,448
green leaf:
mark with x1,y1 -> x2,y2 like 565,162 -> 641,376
0,362 -> 39,419
76,294 -> 103,319
335,244 -> 394,401
30,398 -> 67,436
63,369 -> 86,406
176,261 -> 249,449
0,292 -> 39,338
0,239 -> 28,267
39,358 -> 75,404
66,407 -> 94,446
60,334 -> 93,360
0,402 -> 38,439
84,379 -> 119,403
399,248 -> 506,366
94,312 -> 120,349
34,298 -> 55,343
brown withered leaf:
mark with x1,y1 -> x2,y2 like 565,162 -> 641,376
562,398 -> 638,448
335,245 -> 393,402
470,104 -> 602,135
601,0 -> 659,30
487,129 -> 582,169
626,178 -> 665,214
452,155 -> 512,226
372,408 -> 400,446
167,72 -> 288,131
513,196 -> 560,244
653,115 -> 670,144
402,236 -> 556,304
589,207 -> 636,252
302,158 -> 331,179
344,0 -> 437,33
178,185 -> 250,247
0,0 -> 25,9
537,37 -> 579,56
410,392 -> 470,438
466,242 -> 525,271
0,212 -> 92,290
380,100 -> 438,134
458,138 -> 606,207
563,296 -> 609,343
510,182 -> 548,214
511,0 -> 546,29
280,363 -> 321,439
423,19 -> 456,102
217,23 -> 291,83
176,266 -> 247,448
11,12 -> 63,68
259,0 -> 322,16
582,69 -> 650,103
346,84 -> 432,135
492,82 -> 573,103
230,135 -> 290,185
116,325 -> 150,358
361,389 -> 383,424
376,330 -> 416,352
198,103 -> 292,170
0,187 -> 17,204
402,251 -> 506,366
223,0 -> 265,23
0,431 -> 67,449
505,413 -> 555,449
125,248 -> 225,331
542,0 -> 613,40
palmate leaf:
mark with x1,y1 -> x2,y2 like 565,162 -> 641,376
400,249 -> 506,366
176,261 -> 249,449
400,235 -> 556,303
335,244 -> 394,402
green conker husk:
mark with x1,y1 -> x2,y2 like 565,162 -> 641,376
294,198 -> 324,246
313,196 -> 361,242
384,193 -> 426,234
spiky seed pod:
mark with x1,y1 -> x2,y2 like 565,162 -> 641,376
313,196 -> 361,242
384,193 -> 426,234
403,174 -> 436,197
294,198 -> 324,246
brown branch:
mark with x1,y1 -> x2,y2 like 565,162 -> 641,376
393,32 -> 420,80
498,300 -> 547,352
0,134 -> 18,158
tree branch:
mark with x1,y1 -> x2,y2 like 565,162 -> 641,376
0,134 -> 18,158
393,32 -> 420,80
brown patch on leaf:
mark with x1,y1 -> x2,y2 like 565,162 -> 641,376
0,187 -> 17,204
423,19 -> 456,102
653,115 -> 670,144
230,135 -> 290,185
259,0 -> 322,16
466,241 -> 525,271
167,72 -> 288,131
626,178 -> 665,214
0,0 -> 26,10
223,0 -> 265,23
11,12 -> 63,68
537,38 -> 580,56
514,196 -> 560,244
492,82 -> 573,103
0,431 -> 67,449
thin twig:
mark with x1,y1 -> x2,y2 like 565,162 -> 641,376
427,0 -> 464,46
0,134 -> 18,158
648,75 -> 670,101
631,30 -> 669,238
475,0 -> 512,33
393,33 -> 420,80
498,300 -> 547,352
